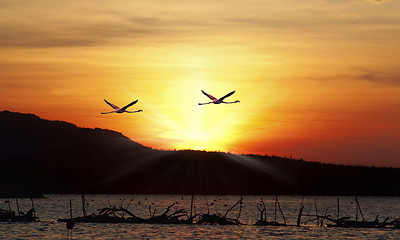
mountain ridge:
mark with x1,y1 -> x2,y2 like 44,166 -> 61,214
1,110 -> 400,196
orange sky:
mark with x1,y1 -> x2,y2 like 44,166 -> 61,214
1,0 -> 400,167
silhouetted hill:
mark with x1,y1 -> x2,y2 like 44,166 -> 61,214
0,110 -> 145,157
1,110 -> 400,196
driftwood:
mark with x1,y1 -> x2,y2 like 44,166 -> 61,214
196,213 -> 239,225
322,216 -> 382,228
0,198 -> 39,222
58,201 -> 192,224
197,197 -> 243,225
58,197 -> 145,224
54,195 -> 400,229
318,215 -> 400,229
0,208 -> 39,222
58,206 -> 145,223
146,202 -> 193,224
316,197 -> 400,229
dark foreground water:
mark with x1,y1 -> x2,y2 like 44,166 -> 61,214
1,195 -> 400,239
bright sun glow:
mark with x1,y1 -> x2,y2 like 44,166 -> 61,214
133,47 -> 250,152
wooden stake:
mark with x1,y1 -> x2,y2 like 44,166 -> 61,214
274,196 -> 277,222
337,197 -> 340,220
81,194 -> 87,217
314,197 -> 319,226
16,198 -> 20,216
276,196 -> 287,225
30,198 -> 36,218
148,205 -> 151,218
236,196 -> 243,222
205,195 -> 210,215
190,195 -> 194,219
7,198 -> 11,212
69,199 -> 73,219
355,197 -> 359,221
355,196 -> 365,221
297,196 -> 305,227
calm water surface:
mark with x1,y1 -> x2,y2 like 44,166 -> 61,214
1,195 -> 400,239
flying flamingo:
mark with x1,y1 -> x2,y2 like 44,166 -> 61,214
198,90 -> 240,105
101,99 -> 143,114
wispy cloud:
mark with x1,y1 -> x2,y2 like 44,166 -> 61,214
365,0 -> 393,4
290,69 -> 400,86
353,70 -> 400,85
1,1 -> 399,49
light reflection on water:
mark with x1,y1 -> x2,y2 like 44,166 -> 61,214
1,195 -> 400,239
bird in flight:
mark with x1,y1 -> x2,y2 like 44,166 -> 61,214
101,99 -> 143,114
198,90 -> 240,105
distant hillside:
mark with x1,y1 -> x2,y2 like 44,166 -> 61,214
1,110 -> 400,196
0,110 -> 145,157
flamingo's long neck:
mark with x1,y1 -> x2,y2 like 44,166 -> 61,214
198,102 -> 213,105
125,110 -> 142,113
101,111 -> 117,114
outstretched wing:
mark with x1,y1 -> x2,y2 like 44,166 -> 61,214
121,100 -> 138,110
104,99 -> 119,109
201,90 -> 218,101
218,90 -> 235,101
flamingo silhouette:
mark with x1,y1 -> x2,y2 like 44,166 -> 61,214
101,99 -> 143,114
198,90 -> 240,105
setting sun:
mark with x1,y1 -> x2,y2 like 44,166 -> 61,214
135,54 -> 246,151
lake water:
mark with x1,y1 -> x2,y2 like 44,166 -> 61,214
1,195 -> 400,239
